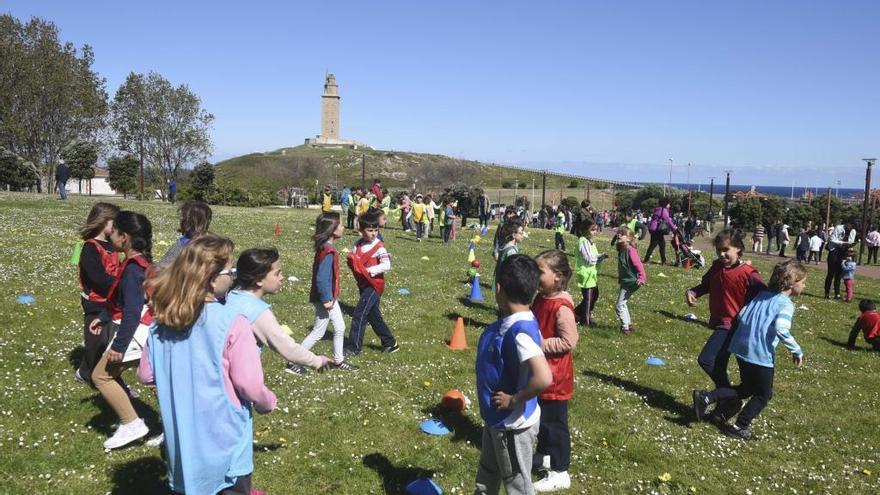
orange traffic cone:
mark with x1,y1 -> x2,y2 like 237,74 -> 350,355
274,223 -> 281,236
448,317 -> 468,350
683,258 -> 692,270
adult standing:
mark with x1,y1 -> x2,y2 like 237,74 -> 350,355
340,185 -> 351,220
643,199 -> 677,265
460,192 -> 472,229
764,221 -> 775,255
752,223 -> 764,253
777,224 -> 790,257
55,159 -> 70,200
478,190 -> 489,228
167,178 -> 177,204
825,223 -> 855,299
866,225 -> 880,265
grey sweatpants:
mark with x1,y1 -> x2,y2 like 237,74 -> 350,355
615,286 -> 639,329
301,301 -> 345,363
474,421 -> 539,495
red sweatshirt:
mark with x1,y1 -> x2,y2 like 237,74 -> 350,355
689,259 -> 765,330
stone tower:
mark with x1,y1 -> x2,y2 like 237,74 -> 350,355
320,73 -> 340,141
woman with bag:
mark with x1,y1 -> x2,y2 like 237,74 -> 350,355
643,199 -> 677,265
88,211 -> 154,450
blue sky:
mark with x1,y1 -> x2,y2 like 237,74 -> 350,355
4,1 -> 878,188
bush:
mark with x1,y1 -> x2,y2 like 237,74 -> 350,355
567,180 -> 579,188
501,180 -> 513,189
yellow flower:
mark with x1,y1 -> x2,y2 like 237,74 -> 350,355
658,472 -> 672,482
863,469 -> 872,476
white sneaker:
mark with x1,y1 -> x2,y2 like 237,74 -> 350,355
532,453 -> 550,472
534,470 -> 571,492
103,418 -> 148,450
145,432 -> 165,447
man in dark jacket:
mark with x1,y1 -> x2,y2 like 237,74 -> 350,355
764,222 -> 775,255
55,160 -> 70,200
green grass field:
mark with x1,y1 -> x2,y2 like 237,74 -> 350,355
0,192 -> 878,494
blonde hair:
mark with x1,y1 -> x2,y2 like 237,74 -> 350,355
768,259 -> 807,293
616,227 -> 636,251
149,234 -> 234,329
535,249 -> 572,291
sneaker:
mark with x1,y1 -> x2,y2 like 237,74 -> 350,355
334,361 -> 359,371
534,470 -> 571,492
588,319 -> 598,329
382,344 -> 400,354
283,363 -> 309,375
103,418 -> 149,450
74,369 -> 88,385
622,325 -> 634,336
532,453 -> 550,473
145,433 -> 165,448
692,390 -> 711,422
723,424 -> 755,441
343,347 -> 360,358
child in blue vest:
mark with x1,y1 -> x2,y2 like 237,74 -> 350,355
300,212 -> 358,370
139,235 -> 277,494
156,200 -> 212,271
693,259 -> 806,441
475,254 -> 552,495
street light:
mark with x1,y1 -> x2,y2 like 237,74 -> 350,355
860,158 -> 876,264
666,158 -> 673,195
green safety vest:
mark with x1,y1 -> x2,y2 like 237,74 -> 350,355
575,237 -> 599,289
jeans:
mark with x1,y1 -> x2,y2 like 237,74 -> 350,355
644,230 -> 667,264
536,400 -> 570,471
475,422 -> 539,495
615,286 -> 638,329
346,286 -> 395,353
415,221 -> 424,240
554,232 -> 565,251
698,328 -> 735,388
346,210 -> 355,229
869,246 -> 878,264
301,301 -> 346,363
443,225 -> 452,244
58,180 -> 68,199
764,237 -> 774,254
706,358 -> 774,429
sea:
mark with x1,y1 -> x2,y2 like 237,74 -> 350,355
660,182 -> 862,200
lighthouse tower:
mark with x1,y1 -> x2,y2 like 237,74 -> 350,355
305,73 -> 367,149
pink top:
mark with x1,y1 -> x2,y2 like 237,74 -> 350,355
138,316 -> 277,413
628,246 -> 648,285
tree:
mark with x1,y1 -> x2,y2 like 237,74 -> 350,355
0,146 -> 39,191
107,154 -> 138,198
728,197 -> 763,230
190,161 -> 215,201
110,73 -> 149,195
61,140 -> 98,193
0,15 -> 108,193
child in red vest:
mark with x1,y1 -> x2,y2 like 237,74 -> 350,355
89,211 -> 154,450
531,250 -> 578,492
687,229 -> 766,424
76,202 -> 120,386
848,299 -> 880,351
344,210 -> 399,356
301,212 -> 358,370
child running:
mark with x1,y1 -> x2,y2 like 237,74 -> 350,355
531,250 -> 578,492
693,260 -> 806,440
841,249 -> 857,302
848,299 -> 880,351
475,254 -> 552,495
88,211 -> 154,450
574,217 -> 606,328
615,227 -> 647,336
344,210 -> 399,356
140,235 -> 276,494
686,229 -> 766,423
299,212 -> 358,370
75,202 -> 120,386
225,248 -> 332,374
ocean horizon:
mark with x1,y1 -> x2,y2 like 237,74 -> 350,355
651,182 -> 863,200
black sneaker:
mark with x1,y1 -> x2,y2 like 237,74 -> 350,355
283,363 -> 309,375
723,424 -> 755,441
334,361 -> 359,371
343,347 -> 360,358
692,390 -> 711,421
712,399 -> 743,426
382,344 -> 400,354
588,319 -> 598,329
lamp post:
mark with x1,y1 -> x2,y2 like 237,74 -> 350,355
860,159 -> 876,264
723,171 -> 731,227
687,162 -> 692,215
666,158 -> 673,195
361,153 -> 366,190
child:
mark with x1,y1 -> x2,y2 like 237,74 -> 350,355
412,194 -> 427,241
494,208 -> 519,260
795,228 -> 809,262
693,260 -> 806,440
494,219 -> 524,292
348,187 -> 360,229
686,229 -> 766,423
140,235 -> 276,494
554,208 -> 566,251
88,211 -> 154,450
573,217 -> 605,328
156,200 -> 213,272
808,230 -> 823,265
475,254 -> 552,494
400,192 -> 412,231
443,199 -> 457,244
300,212 -> 358,370
321,184 -> 333,212
225,248 -> 332,374
848,299 -> 880,351
426,193 -> 438,237
615,227 -> 647,335
344,210 -> 399,356
532,251 -> 578,492
841,250 -> 856,302
76,202 -> 120,386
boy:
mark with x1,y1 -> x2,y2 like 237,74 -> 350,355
412,194 -> 427,241
494,219 -> 525,292
808,230 -> 823,265
848,299 -> 880,351
693,260 -> 806,441
344,211 -> 399,356
475,254 -> 552,494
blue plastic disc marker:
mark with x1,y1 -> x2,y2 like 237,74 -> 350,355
419,419 -> 450,436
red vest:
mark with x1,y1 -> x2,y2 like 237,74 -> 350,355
348,240 -> 386,295
309,243 -> 340,302
79,239 -> 120,303
705,260 -> 762,330
106,255 -> 153,325
532,295 -> 575,401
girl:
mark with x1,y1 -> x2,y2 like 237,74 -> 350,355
615,227 -> 647,336
694,260 -> 806,440
532,250 -> 578,492
574,217 -> 605,327
76,202 -> 120,385
156,200 -> 212,271
140,235 -> 276,494
686,229 -> 766,424
443,198 -> 457,244
426,192 -> 437,237
841,249 -> 857,302
493,219 -> 524,291
88,211 -> 153,450
300,212 -> 357,370
225,248 -> 333,375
